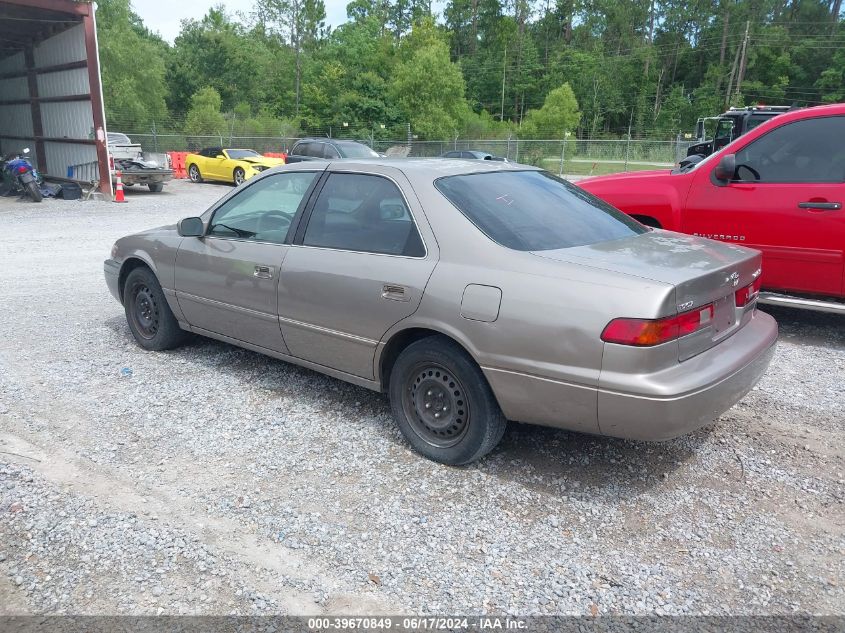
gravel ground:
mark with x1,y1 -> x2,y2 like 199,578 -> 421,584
0,179 -> 843,616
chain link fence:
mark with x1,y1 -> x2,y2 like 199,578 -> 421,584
126,132 -> 693,177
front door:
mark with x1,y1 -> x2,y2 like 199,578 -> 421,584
278,168 -> 437,379
682,115 -> 845,297
175,170 -> 321,352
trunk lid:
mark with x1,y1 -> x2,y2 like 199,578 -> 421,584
532,229 -> 763,360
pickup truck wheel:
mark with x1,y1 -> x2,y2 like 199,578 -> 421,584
389,336 -> 507,465
233,167 -> 245,186
188,164 -> 203,183
148,183 -> 164,193
124,267 -> 188,351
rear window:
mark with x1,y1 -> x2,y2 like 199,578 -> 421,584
337,142 -> 379,158
435,170 -> 647,251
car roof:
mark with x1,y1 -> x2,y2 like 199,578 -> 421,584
320,157 -> 534,180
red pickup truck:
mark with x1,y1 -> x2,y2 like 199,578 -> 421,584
578,104 -> 845,314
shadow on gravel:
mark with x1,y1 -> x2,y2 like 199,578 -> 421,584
103,315 -> 712,492
762,305 -> 844,348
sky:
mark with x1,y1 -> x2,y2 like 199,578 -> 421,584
130,0 -> 353,43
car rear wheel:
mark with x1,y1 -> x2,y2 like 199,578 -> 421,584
233,167 -> 245,185
389,336 -> 507,465
188,164 -> 203,183
124,267 -> 187,351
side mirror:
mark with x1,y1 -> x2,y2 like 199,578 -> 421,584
177,217 -> 204,237
713,153 -> 736,183
216,154 -> 225,159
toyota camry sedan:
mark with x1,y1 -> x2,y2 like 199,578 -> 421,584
104,159 -> 777,465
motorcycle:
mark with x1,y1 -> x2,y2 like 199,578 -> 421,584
1,148 -> 42,202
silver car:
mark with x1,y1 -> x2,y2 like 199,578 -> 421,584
104,159 -> 777,464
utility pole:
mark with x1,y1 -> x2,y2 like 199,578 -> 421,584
500,45 -> 507,121
735,20 -> 750,99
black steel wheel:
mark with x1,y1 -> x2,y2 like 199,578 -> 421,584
403,362 -> 470,449
389,335 -> 507,465
123,267 -> 188,351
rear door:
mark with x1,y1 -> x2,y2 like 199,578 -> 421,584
682,115 -> 845,297
175,170 -> 322,352
278,167 -> 437,379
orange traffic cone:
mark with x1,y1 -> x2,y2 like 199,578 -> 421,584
113,170 -> 127,203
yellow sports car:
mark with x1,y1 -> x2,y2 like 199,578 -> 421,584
185,148 -> 285,185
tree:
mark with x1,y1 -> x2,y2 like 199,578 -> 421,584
390,22 -> 470,139
185,87 -> 227,136
520,83 -> 580,138
96,0 -> 168,131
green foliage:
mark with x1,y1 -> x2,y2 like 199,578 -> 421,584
520,83 -> 580,139
185,87 -> 227,136
96,0 -> 845,141
390,30 -> 470,139
96,0 -> 168,130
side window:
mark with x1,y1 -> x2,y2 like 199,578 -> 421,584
734,116 -> 845,184
303,173 -> 425,257
323,144 -> 341,159
294,142 -> 314,156
208,172 -> 318,244
443,151 -> 460,158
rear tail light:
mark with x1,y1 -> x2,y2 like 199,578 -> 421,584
17,165 -> 28,173
601,304 -> 714,347
109,155 -> 115,171
735,277 -> 762,307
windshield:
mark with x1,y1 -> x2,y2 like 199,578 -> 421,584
435,170 -> 647,251
337,142 -> 379,158
226,149 -> 261,159
107,133 -> 131,144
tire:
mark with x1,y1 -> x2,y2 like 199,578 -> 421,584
123,267 -> 188,351
388,335 -> 507,465
25,180 -> 42,202
188,164 -> 203,183
233,167 -> 245,186
148,182 -> 164,193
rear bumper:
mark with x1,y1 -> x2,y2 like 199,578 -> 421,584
104,259 -> 121,303
597,310 -> 778,440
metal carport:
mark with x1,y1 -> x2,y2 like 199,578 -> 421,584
0,0 -> 111,196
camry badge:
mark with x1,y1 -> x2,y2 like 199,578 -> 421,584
725,272 -> 740,287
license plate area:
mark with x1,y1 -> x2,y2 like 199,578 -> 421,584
712,295 -> 736,335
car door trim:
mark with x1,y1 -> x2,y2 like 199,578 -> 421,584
277,314 -> 380,346
176,290 -> 279,323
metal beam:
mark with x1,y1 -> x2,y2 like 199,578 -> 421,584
23,44 -> 47,173
0,94 -> 91,106
0,60 -> 87,80
0,134 -> 96,145
0,0 -> 89,16
82,6 -> 111,197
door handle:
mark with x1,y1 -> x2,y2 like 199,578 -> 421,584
798,201 -> 841,211
382,283 -> 409,302
253,265 -> 274,279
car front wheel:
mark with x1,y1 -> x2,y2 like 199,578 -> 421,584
233,167 -> 245,185
124,267 -> 187,351
389,335 -> 507,465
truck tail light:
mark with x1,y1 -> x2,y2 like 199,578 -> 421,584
601,304 -> 714,346
735,277 -> 762,307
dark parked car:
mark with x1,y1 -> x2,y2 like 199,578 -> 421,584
286,138 -> 380,163
441,150 -> 507,161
